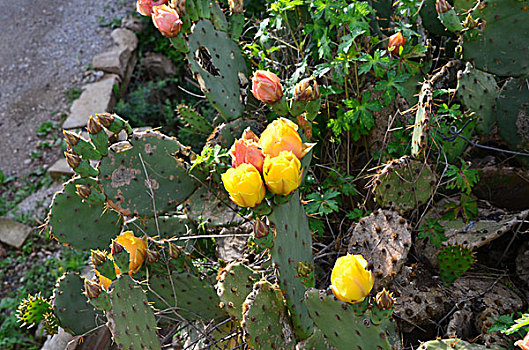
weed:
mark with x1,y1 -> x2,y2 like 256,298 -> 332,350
65,88 -> 82,103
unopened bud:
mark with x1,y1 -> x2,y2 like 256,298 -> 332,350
388,32 -> 406,56
293,77 -> 321,101
96,113 -> 115,128
146,249 -> 160,264
253,219 -> 269,238
87,116 -> 103,135
168,242 -> 182,259
169,0 -> 186,15
375,288 -> 395,310
228,0 -> 243,14
435,0 -> 452,14
91,250 -> 107,267
84,279 -> 102,299
76,185 -> 91,199
111,240 -> 125,256
63,130 -> 80,148
65,152 -> 81,169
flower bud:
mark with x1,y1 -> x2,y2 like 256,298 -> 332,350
146,249 -> 160,264
90,249 -> 107,267
228,0 -> 243,14
168,242 -> 182,260
63,130 -> 80,148
221,163 -> 266,208
263,151 -> 302,195
435,0 -> 452,15
65,152 -> 81,169
230,128 -> 265,172
253,219 -> 269,238
76,185 -> 91,199
388,32 -> 406,56
84,279 -> 102,299
375,288 -> 395,310
87,116 -> 103,135
330,254 -> 374,303
152,4 -> 183,38
293,77 -> 321,101
251,70 -> 283,105
260,118 -> 304,159
111,240 -> 125,256
115,231 -> 147,273
137,0 -> 169,17
96,113 -> 114,128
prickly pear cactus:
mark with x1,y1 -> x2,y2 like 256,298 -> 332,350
48,177 -> 123,250
184,186 -> 243,227
177,104 -> 213,135
462,0 -> 529,77
241,280 -> 295,349
456,62 -> 499,135
496,77 -> 529,153
418,338 -> 504,349
53,273 -> 101,335
125,215 -> 196,239
419,0 -> 450,35
106,275 -> 161,350
438,245 -> 475,285
373,156 -> 437,212
187,20 -> 247,120
411,81 -> 432,157
98,130 -> 198,217
216,261 -> 260,319
304,289 -> 395,350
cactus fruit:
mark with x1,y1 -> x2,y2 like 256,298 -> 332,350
462,0 -> 529,77
438,245 -> 475,285
17,294 -> 57,334
304,289 -> 395,350
106,275 -> 161,350
348,210 -> 411,289
241,280 -> 295,349
496,78 -> 529,153
98,130 -> 198,217
187,20 -> 247,121
53,273 -> 101,335
216,261 -> 260,319
48,177 -> 123,250
457,62 -> 499,135
372,156 -> 437,212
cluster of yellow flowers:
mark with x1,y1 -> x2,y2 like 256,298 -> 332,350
221,118 -> 312,208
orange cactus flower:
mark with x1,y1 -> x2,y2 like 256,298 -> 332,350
388,32 -> 406,56
259,117 -> 306,159
152,4 -> 183,38
251,70 -> 283,104
137,0 -> 169,16
230,128 -> 265,172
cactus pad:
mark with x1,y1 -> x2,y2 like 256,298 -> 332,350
177,104 -> 213,135
99,131 -> 198,217
304,289 -> 394,350
125,215 -> 196,239
373,156 -> 437,212
241,280 -> 295,349
463,0 -> 529,76
438,245 -> 475,285
411,81 -> 433,157
184,186 -> 242,227
496,77 -> 529,153
106,275 -> 161,350
418,339 -> 501,349
48,177 -> 123,250
187,20 -> 247,120
419,0 -> 450,35
216,261 -> 260,319
457,62 -> 499,135
53,273 -> 101,335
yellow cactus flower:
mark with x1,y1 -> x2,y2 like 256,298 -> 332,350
263,151 -> 302,195
115,231 -> 147,274
330,254 -> 374,303
96,270 -> 112,290
221,163 -> 266,208
260,118 -> 305,159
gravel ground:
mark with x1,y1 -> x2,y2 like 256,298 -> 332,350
0,0 -> 133,178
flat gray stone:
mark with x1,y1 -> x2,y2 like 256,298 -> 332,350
47,158 -> 74,178
92,47 -> 131,78
41,327 -> 79,350
7,182 -> 62,222
111,28 -> 138,51
63,75 -> 119,129
0,217 -> 32,248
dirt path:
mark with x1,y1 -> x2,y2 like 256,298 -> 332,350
0,0 -> 131,178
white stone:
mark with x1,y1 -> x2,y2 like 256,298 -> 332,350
0,217 -> 32,248
111,28 -> 138,51
47,158 -> 74,178
92,47 -> 131,78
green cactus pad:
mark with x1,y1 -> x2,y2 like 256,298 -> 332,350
241,280 -> 295,350
106,275 -> 161,350
419,0 -> 450,35
295,327 -> 333,350
177,104 -> 213,135
463,0 -> 529,76
187,20 -> 247,121
496,78 -> 529,153
216,262 -> 260,319
457,62 -> 499,135
184,186 -> 243,227
207,118 -> 262,149
48,177 -> 123,250
304,289 -> 394,350
125,215 -> 196,239
412,81 -> 433,157
53,273 -> 101,335
268,191 -> 314,340
17,294 -> 55,330
98,131 -> 198,217
438,245 -> 475,285
373,156 -> 437,212
418,338 -> 503,349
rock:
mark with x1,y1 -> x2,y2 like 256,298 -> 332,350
47,158 -> 74,178
216,222 -> 251,261
40,327 -> 79,350
62,75 -> 119,129
141,52 -> 178,79
92,48 -> 131,78
111,28 -> 138,52
446,306 -> 473,339
121,15 -> 144,33
347,209 -> 411,289
0,217 -> 32,249
7,182 -> 62,222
